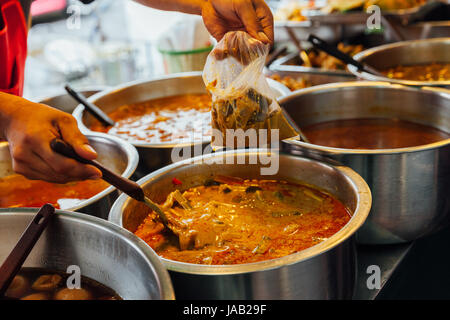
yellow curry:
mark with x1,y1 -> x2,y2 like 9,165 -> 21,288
135,176 -> 351,265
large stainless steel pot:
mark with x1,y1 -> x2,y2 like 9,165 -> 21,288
109,149 -> 371,299
0,209 -> 174,300
279,82 -> 450,244
349,38 -> 450,88
73,72 -> 291,178
0,133 -> 138,219
34,86 -> 107,114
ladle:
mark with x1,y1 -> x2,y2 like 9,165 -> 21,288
0,204 -> 55,297
49,138 -> 191,246
307,34 -> 384,77
65,84 -> 115,127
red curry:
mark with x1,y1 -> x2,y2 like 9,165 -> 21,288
90,93 -> 212,144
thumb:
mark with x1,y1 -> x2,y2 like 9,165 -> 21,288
58,116 -> 98,160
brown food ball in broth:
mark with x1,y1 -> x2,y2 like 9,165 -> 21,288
6,275 -> 29,299
21,293 -> 49,300
32,274 -> 62,291
54,288 -> 93,300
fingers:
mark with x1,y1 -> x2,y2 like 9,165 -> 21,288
9,131 -> 101,183
202,0 -> 273,45
254,0 -> 274,44
235,0 -> 264,42
202,1 -> 228,41
57,115 -> 98,161
235,0 -> 272,44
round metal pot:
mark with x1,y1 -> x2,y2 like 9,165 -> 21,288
35,86 -> 107,114
279,82 -> 450,244
108,149 -> 371,299
73,72 -> 291,178
0,208 -> 174,300
0,133 -> 138,219
348,38 -> 450,88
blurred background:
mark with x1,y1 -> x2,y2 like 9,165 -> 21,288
24,0 -> 213,100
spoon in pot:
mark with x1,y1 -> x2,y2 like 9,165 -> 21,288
307,34 -> 384,77
49,138 -> 191,245
0,204 -> 55,298
64,84 -> 115,127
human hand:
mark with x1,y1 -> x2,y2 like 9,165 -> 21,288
1,95 -> 102,183
201,0 -> 274,45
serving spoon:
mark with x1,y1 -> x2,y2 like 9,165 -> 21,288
0,204 -> 55,298
49,138 -> 191,246
64,84 -> 115,127
307,34 -> 384,77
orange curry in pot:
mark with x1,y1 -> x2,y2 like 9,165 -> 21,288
0,174 -> 109,209
90,93 -> 212,144
134,176 -> 351,265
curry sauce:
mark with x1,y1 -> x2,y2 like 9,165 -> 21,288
0,174 -> 109,209
302,118 -> 450,149
90,93 -> 212,144
135,177 -> 351,265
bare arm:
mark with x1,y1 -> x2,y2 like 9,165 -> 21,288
133,0 -> 204,15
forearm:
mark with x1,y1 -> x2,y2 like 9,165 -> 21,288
133,0 -> 205,15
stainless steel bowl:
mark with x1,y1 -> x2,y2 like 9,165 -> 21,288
109,149 -> 371,299
0,133 -> 138,219
349,38 -> 450,88
0,208 -> 174,300
34,86 -> 107,114
280,82 -> 450,244
73,72 -> 291,178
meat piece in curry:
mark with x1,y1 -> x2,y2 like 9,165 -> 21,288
134,176 -> 351,265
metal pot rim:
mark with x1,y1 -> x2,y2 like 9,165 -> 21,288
109,149 -> 372,275
73,72 -> 291,148
348,38 -> 450,87
0,132 -> 139,211
0,208 -> 175,300
279,81 -> 450,155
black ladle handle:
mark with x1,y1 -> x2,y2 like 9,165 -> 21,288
50,138 -> 145,202
307,34 -> 383,76
0,204 -> 55,297
64,84 -> 115,127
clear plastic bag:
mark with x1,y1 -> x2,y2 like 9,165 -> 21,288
203,31 -> 299,148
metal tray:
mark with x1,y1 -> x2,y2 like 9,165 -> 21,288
267,52 -> 356,86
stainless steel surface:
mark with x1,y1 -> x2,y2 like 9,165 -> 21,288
280,82 -> 450,244
0,209 -> 174,300
0,133 -> 138,219
109,149 -> 372,299
34,87 -> 107,114
349,38 -> 450,87
353,243 -> 413,300
397,21 -> 450,41
73,72 -> 291,178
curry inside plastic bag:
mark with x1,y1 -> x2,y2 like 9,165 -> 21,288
203,31 -> 299,148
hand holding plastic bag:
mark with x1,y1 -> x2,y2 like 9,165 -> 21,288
203,31 -> 298,148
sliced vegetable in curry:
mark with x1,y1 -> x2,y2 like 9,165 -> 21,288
134,177 -> 351,265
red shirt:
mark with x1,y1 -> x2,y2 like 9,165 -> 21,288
0,0 -> 28,96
